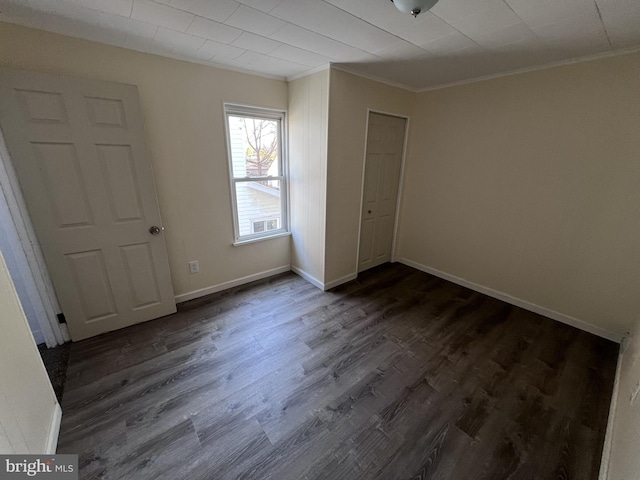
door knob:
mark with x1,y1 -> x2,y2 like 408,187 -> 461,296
149,225 -> 162,235
368,210 -> 372,214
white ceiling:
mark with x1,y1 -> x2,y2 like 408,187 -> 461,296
1,0 -> 639,90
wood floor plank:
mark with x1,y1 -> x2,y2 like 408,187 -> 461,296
57,263 -> 618,480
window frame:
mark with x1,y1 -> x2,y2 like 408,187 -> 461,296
223,103 -> 289,245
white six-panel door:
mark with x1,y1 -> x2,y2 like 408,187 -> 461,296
0,68 -> 176,340
358,112 -> 406,273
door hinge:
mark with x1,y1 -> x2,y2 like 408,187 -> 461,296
57,313 -> 67,324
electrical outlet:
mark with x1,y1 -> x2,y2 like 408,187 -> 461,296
189,261 -> 199,274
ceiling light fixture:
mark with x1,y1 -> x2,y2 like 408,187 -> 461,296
390,0 -> 439,17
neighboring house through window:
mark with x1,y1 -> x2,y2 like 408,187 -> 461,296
252,217 -> 280,234
224,104 -> 288,244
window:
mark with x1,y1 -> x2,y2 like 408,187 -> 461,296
224,104 -> 288,244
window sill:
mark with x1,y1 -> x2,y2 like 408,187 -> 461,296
233,231 -> 291,247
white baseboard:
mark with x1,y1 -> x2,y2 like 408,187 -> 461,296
175,265 -> 291,303
291,266 -> 358,291
396,258 -> 624,343
599,349 -> 624,480
45,403 -> 62,454
324,272 -> 357,290
291,265 -> 324,290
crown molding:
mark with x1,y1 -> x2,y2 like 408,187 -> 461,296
417,45 -> 640,93
286,64 -> 331,82
329,64 -> 420,92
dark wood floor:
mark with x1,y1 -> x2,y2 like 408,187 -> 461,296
57,263 -> 618,480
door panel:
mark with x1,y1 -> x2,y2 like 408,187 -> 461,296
66,250 -> 117,322
360,218 -> 375,265
363,153 -> 379,203
375,215 -> 392,259
382,153 -> 398,201
97,144 -> 144,223
34,142 -> 95,228
0,68 -> 176,340
85,96 -> 127,128
120,243 -> 162,310
358,113 -> 406,273
16,89 -> 69,125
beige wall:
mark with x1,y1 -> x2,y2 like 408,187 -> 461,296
3,23 -> 638,338
397,52 -> 640,336
325,68 -> 414,284
606,319 -> 640,479
0,249 -> 59,453
288,70 -> 329,285
0,23 -> 290,299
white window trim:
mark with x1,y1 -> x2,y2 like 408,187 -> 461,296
232,231 -> 291,247
223,103 -> 289,245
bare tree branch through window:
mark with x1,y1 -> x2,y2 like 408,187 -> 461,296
242,118 -> 278,177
